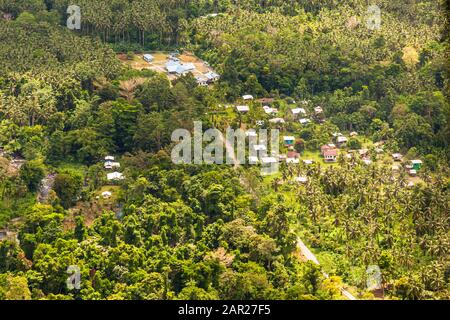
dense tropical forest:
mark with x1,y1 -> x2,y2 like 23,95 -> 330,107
0,0 -> 448,300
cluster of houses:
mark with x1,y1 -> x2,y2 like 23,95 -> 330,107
235,95 -> 322,127
391,153 -> 423,176
143,53 -> 220,86
105,156 -> 124,182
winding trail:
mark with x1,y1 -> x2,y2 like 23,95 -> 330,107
297,238 -> 357,300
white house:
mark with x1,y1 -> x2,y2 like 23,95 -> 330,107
242,95 -> 254,100
107,172 -> 124,181
105,156 -> 115,161
269,118 -> 285,124
263,106 -> 277,114
176,63 -> 195,75
195,75 -> 208,86
392,153 -> 403,161
205,71 -> 220,82
102,191 -> 112,199
104,162 -> 121,170
314,106 -> 323,114
236,105 -> 250,113
291,108 -> 306,117
336,136 -> 348,146
143,54 -> 154,63
283,136 -> 295,145
299,118 -> 311,125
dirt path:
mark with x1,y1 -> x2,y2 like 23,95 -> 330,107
296,238 -> 357,300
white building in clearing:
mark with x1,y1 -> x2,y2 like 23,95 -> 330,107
105,156 -> 115,161
107,172 -> 124,181
314,106 -> 323,114
242,94 -> 254,101
166,61 -> 196,75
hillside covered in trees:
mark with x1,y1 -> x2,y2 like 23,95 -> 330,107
0,0 -> 448,300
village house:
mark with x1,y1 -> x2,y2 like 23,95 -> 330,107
102,191 -> 112,199
299,118 -> 311,125
392,153 -> 403,161
104,161 -> 121,170
107,172 -> 124,181
410,160 -> 423,171
314,106 -> 323,114
204,71 -> 220,83
143,54 -> 154,63
303,159 -> 314,165
286,151 -> 300,164
242,95 -> 254,101
336,136 -> 348,148
350,131 -> 358,137
263,105 -> 278,115
256,98 -> 275,105
283,136 -> 295,146
236,105 -> 250,113
195,75 -> 208,86
166,61 -> 196,75
291,108 -> 306,118
269,118 -> 285,124
359,149 -> 369,158
321,145 -> 338,162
